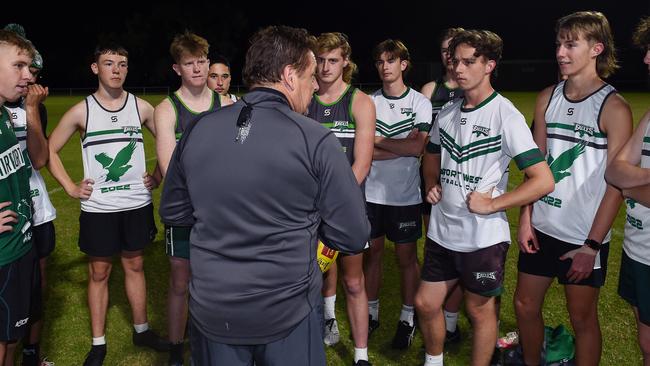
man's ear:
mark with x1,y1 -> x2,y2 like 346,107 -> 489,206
172,64 -> 181,76
485,59 -> 496,74
91,63 -> 99,75
400,59 -> 408,72
282,64 -> 296,91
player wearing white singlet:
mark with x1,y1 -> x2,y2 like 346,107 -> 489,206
515,12 -> 633,366
364,39 -> 432,351
605,16 -> 650,365
415,30 -> 553,366
48,42 -> 168,366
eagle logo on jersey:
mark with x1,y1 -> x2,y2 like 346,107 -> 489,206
400,107 -> 413,116
547,142 -> 586,183
472,125 -> 490,137
123,126 -> 140,136
574,123 -> 594,138
626,198 -> 637,209
94,139 -> 137,182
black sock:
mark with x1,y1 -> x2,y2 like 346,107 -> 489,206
169,342 -> 184,363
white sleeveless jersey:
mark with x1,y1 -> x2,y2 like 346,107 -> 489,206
365,88 -> 432,205
532,81 -> 616,245
5,103 -> 56,225
427,92 -> 544,252
81,93 -> 151,213
623,122 -> 650,266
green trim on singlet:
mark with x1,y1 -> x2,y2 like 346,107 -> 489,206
12,126 -> 26,132
167,96 -> 180,133
460,91 -> 498,112
174,91 -> 215,115
546,122 -> 607,138
348,88 -> 358,124
314,84 -> 352,107
426,141 -> 441,154
84,128 -> 142,137
644,136 -> 650,144
514,148 -> 545,170
381,87 -> 410,100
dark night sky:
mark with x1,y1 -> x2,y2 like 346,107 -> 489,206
3,1 -> 649,90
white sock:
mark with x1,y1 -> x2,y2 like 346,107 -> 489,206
368,299 -> 379,321
424,352 -> 443,366
92,336 -> 106,346
399,304 -> 415,326
444,310 -> 459,332
353,347 -> 368,363
133,322 -> 149,333
324,295 -> 337,320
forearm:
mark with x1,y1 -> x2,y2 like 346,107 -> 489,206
374,136 -> 424,157
373,147 -> 400,160
587,186 -> 624,243
491,175 -> 553,212
623,184 -> 650,209
47,152 -> 78,196
25,106 -> 49,169
422,152 -> 440,192
351,161 -> 370,185
606,161 -> 650,189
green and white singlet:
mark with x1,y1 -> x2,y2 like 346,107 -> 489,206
427,92 -> 544,252
167,90 -> 221,141
5,102 -> 56,225
365,87 -> 432,205
532,81 -> 616,246
623,122 -> 650,266
81,93 -> 151,213
0,108 -> 33,265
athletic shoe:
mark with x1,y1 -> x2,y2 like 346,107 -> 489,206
445,326 -> 461,345
391,320 -> 416,349
40,358 -> 55,366
353,360 -> 372,366
133,329 -> 171,352
168,342 -> 184,366
323,318 -> 340,346
368,315 -> 380,338
83,345 -> 106,366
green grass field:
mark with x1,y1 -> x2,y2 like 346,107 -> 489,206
30,91 -> 649,365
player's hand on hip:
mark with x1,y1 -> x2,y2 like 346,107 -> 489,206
0,201 -> 18,233
426,184 -> 442,205
467,187 -> 496,215
560,246 -> 597,283
517,222 -> 540,253
142,172 -> 159,191
71,178 -> 94,200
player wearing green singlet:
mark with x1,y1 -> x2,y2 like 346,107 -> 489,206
605,16 -> 650,366
306,32 -> 375,366
0,29 -> 39,366
154,31 -> 218,366
515,12 -> 633,366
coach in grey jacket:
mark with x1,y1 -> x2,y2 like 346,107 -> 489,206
159,25 -> 370,366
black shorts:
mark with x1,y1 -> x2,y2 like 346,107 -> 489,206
517,229 -> 609,288
618,251 -> 650,326
32,221 -> 55,259
421,238 -> 508,297
367,202 -> 421,244
0,247 -> 40,341
79,203 -> 157,257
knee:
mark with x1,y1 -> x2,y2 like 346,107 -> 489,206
90,268 -> 110,283
568,308 -> 598,332
170,274 -> 189,296
123,258 -> 144,274
343,275 -> 364,297
514,293 -> 540,319
415,293 -> 441,318
466,302 -> 494,324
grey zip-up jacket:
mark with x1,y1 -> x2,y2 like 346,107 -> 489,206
159,87 -> 370,345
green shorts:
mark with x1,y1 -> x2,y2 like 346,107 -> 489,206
618,250 -> 650,326
165,225 -> 191,259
